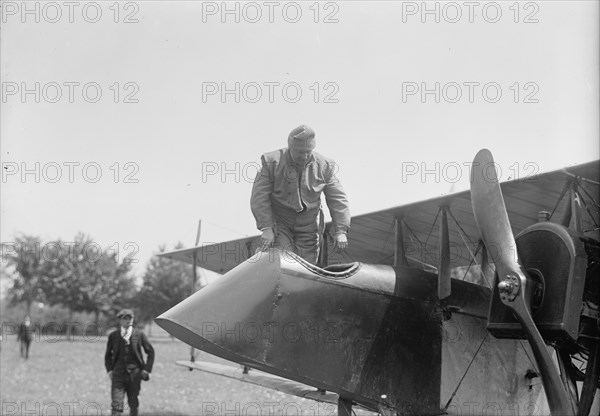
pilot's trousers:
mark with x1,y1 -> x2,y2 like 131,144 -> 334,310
273,205 -> 321,264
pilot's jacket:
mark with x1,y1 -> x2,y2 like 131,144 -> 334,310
251,148 -> 351,235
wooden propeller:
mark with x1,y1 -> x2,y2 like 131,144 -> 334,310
470,149 -> 574,416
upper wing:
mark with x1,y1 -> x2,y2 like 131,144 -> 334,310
158,235 -> 259,274
159,160 -> 599,277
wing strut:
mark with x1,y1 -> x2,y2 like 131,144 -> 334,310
394,216 -> 409,267
438,207 -> 451,299
190,219 -> 202,366
337,397 -> 353,416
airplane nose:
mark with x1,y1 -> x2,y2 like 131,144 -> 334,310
154,248 -> 394,388
155,249 -> 282,364
154,248 -> 472,413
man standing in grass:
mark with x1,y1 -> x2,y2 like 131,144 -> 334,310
17,315 -> 33,359
105,309 -> 154,416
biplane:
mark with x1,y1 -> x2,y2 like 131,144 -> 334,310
155,150 -> 599,416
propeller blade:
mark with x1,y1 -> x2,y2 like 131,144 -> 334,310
470,149 -> 574,415
509,293 -> 576,415
470,149 -> 518,276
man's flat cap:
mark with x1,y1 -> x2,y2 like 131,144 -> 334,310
117,309 -> 134,318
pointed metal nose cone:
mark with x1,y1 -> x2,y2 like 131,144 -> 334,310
156,248 -> 394,387
154,248 -> 455,413
155,249 -> 282,364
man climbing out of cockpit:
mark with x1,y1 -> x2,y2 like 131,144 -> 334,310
250,125 -> 350,264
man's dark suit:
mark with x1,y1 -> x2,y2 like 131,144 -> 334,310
105,327 -> 154,416
18,322 -> 34,359
104,327 -> 154,373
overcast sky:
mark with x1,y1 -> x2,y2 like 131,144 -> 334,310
1,0 -> 598,275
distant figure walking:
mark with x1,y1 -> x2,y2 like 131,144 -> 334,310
105,309 -> 154,416
17,315 -> 33,359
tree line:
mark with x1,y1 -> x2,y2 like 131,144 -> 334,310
1,233 -> 196,329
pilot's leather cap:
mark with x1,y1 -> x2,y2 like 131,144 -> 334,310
287,125 -> 316,150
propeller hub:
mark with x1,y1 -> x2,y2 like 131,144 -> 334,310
498,274 -> 520,302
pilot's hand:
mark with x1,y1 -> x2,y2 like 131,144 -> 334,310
260,228 -> 275,251
108,371 -> 113,381
334,233 -> 348,251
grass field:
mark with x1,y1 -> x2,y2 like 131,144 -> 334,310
0,329 -> 357,415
